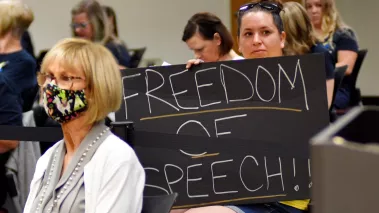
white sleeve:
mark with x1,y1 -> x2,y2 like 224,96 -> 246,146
94,155 -> 145,213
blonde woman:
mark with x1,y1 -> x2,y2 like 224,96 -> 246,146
281,2 -> 335,108
23,38 -> 145,213
304,0 -> 358,109
0,1 -> 36,210
71,0 -> 131,68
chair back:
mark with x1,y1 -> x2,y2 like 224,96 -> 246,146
348,49 -> 368,107
331,65 -> 348,110
129,47 -> 146,68
350,49 -> 368,88
142,193 -> 178,213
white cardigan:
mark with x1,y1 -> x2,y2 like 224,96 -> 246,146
23,134 -> 145,213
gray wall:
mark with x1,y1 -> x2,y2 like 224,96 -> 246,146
335,0 -> 377,96
25,0 -> 230,65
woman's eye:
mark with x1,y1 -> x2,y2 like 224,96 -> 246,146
61,76 -> 71,81
46,74 -> 54,80
262,30 -> 271,35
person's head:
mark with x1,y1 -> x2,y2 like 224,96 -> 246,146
182,12 -> 234,62
304,0 -> 347,36
38,38 -> 122,125
0,0 -> 34,39
103,5 -> 118,37
281,2 -> 318,55
71,0 -> 110,44
237,0 -> 286,59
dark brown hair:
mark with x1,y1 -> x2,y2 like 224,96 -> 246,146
182,12 -> 234,57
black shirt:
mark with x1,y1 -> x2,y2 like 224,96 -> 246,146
105,41 -> 131,68
310,43 -> 335,80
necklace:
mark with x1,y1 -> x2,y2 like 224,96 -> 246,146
35,127 -> 110,213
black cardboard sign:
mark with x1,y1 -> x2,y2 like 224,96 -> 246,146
115,54 -> 329,208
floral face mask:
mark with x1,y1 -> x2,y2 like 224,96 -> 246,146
43,83 -> 88,123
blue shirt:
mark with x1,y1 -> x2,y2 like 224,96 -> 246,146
105,41 -> 131,68
0,50 -> 36,206
0,50 -> 36,126
310,43 -> 335,80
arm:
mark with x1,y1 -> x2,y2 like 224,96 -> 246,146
95,156 -> 145,213
335,29 -> 359,76
0,140 -> 19,153
0,88 -> 22,154
326,79 -> 334,109
336,50 -> 358,75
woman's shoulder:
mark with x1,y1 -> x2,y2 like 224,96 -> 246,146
334,28 -> 358,41
105,40 -> 127,51
34,141 -> 62,172
93,133 -> 139,165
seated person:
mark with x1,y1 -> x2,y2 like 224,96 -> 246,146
183,12 -> 243,67
0,1 -> 36,210
71,0 -> 131,68
280,1 -> 335,108
178,1 -> 308,212
304,0 -> 359,109
23,38 -> 145,213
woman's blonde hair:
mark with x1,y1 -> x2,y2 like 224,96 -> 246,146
39,38 -> 122,125
304,0 -> 353,43
0,0 -> 34,38
71,0 -> 111,45
281,2 -> 318,55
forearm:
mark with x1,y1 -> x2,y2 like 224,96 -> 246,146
326,79 -> 335,109
337,51 -> 358,76
0,140 -> 19,153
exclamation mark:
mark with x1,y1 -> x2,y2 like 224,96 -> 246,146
293,158 -> 299,191
308,159 -> 312,188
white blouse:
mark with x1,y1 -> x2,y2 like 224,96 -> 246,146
23,134 -> 145,213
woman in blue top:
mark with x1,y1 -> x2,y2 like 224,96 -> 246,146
0,1 -> 36,211
304,0 -> 359,109
280,1 -> 335,109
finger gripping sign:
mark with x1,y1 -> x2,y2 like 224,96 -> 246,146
115,54 -> 329,208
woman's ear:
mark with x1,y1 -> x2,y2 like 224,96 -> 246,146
213,32 -> 222,45
280,31 -> 286,49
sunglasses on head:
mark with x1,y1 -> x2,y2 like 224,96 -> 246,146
238,2 -> 282,16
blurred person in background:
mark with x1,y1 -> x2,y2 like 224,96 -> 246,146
71,0 -> 131,68
0,1 -> 36,212
304,0 -> 359,109
281,1 -> 335,108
